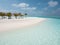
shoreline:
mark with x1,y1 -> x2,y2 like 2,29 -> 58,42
0,17 -> 46,32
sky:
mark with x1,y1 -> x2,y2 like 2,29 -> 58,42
0,0 -> 60,17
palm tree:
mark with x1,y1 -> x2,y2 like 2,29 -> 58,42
18,13 -> 24,19
0,12 -> 6,19
25,13 -> 27,17
6,12 -> 12,19
0,12 -> 1,17
25,13 -> 27,16
14,13 -> 18,19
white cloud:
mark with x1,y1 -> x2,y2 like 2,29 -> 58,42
12,3 -> 36,10
21,7 -> 36,10
0,8 -> 8,12
48,1 -> 58,7
12,3 -> 29,8
0,8 -> 18,13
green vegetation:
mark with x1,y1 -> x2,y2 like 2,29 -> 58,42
0,12 -> 27,19
24,13 -> 27,17
14,13 -> 19,19
0,12 -> 6,19
6,12 -> 12,19
18,13 -> 24,19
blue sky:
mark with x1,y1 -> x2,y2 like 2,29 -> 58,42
0,0 -> 60,17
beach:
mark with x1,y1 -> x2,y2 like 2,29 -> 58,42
0,17 -> 46,32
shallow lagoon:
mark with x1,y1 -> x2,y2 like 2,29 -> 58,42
0,18 -> 60,45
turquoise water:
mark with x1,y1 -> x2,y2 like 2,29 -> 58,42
0,18 -> 60,45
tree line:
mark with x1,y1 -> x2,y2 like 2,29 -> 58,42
0,12 -> 27,19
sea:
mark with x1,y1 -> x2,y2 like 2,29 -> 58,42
0,17 -> 60,45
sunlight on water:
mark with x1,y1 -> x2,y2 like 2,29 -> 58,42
0,18 -> 60,45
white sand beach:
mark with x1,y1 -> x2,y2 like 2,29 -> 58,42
0,17 -> 46,32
